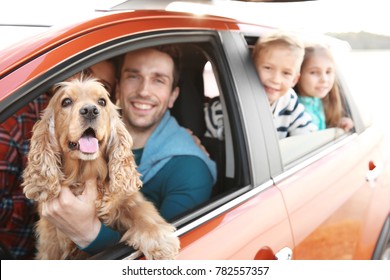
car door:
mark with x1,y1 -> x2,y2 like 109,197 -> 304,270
229,27 -> 390,260
268,54 -> 390,259
163,30 -> 295,260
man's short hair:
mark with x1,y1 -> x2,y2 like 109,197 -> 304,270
117,45 -> 182,91
155,44 -> 182,90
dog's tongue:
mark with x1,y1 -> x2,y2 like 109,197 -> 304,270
78,136 -> 98,153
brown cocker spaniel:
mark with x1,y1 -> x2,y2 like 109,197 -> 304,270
22,77 -> 180,260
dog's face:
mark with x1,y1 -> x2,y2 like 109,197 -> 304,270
50,77 -> 114,161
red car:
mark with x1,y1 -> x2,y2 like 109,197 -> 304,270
0,9 -> 389,260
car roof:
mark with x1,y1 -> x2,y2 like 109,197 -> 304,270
0,8 -> 349,83
0,10 -> 244,78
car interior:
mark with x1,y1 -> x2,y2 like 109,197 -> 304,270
170,44 -> 228,198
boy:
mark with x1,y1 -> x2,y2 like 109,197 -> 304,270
252,31 -> 317,138
205,31 -> 317,140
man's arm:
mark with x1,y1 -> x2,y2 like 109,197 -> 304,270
150,156 -> 214,221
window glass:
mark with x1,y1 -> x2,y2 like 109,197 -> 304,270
279,68 -> 355,167
203,61 -> 220,99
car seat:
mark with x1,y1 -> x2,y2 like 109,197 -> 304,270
170,46 -> 226,196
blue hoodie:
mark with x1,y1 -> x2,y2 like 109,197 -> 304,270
137,111 -> 216,184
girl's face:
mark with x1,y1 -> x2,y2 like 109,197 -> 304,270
298,54 -> 335,99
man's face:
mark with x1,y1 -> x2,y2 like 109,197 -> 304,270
255,46 -> 300,105
116,48 -> 179,133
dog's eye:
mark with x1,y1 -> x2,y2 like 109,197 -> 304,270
98,98 -> 106,107
61,98 -> 72,107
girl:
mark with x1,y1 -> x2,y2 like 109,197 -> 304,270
295,44 -> 354,132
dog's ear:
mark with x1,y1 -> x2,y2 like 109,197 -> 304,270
107,107 -> 142,195
22,103 -> 64,202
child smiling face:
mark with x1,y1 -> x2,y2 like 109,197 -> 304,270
254,45 -> 302,105
297,51 -> 336,99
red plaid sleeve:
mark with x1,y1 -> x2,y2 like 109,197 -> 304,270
0,94 -> 49,259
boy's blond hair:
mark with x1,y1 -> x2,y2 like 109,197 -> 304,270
252,31 -> 305,71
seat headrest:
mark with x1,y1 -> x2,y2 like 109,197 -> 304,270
171,52 -> 207,138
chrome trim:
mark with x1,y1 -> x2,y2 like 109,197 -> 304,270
122,180 -> 273,259
174,179 -> 274,237
273,133 -> 358,184
122,133 -> 358,259
120,133 -> 358,259
123,250 -> 143,260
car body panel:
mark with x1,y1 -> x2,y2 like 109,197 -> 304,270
275,122 -> 390,259
0,11 -> 238,78
176,183 -> 292,259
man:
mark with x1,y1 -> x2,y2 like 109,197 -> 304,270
116,46 -> 216,219
42,46 -> 216,256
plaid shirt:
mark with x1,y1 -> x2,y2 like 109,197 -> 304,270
0,94 -> 49,259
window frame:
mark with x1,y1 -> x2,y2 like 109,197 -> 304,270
242,33 -> 364,174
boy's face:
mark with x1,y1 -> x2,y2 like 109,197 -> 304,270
255,46 -> 301,105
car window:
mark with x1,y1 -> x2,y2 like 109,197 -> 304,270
171,41 -> 250,206
279,127 -> 346,166
280,69 -> 355,167
243,34 -> 356,169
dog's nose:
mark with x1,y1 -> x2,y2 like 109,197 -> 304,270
80,104 -> 99,120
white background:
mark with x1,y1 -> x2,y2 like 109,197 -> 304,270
0,0 -> 389,48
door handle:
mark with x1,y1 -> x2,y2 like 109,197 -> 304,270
366,160 -> 383,182
275,247 -> 293,260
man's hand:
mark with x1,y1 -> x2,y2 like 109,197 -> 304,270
186,128 -> 209,157
41,179 -> 101,248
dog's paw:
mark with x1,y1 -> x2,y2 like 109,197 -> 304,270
23,185 -> 60,202
144,232 -> 180,260
124,226 -> 180,260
